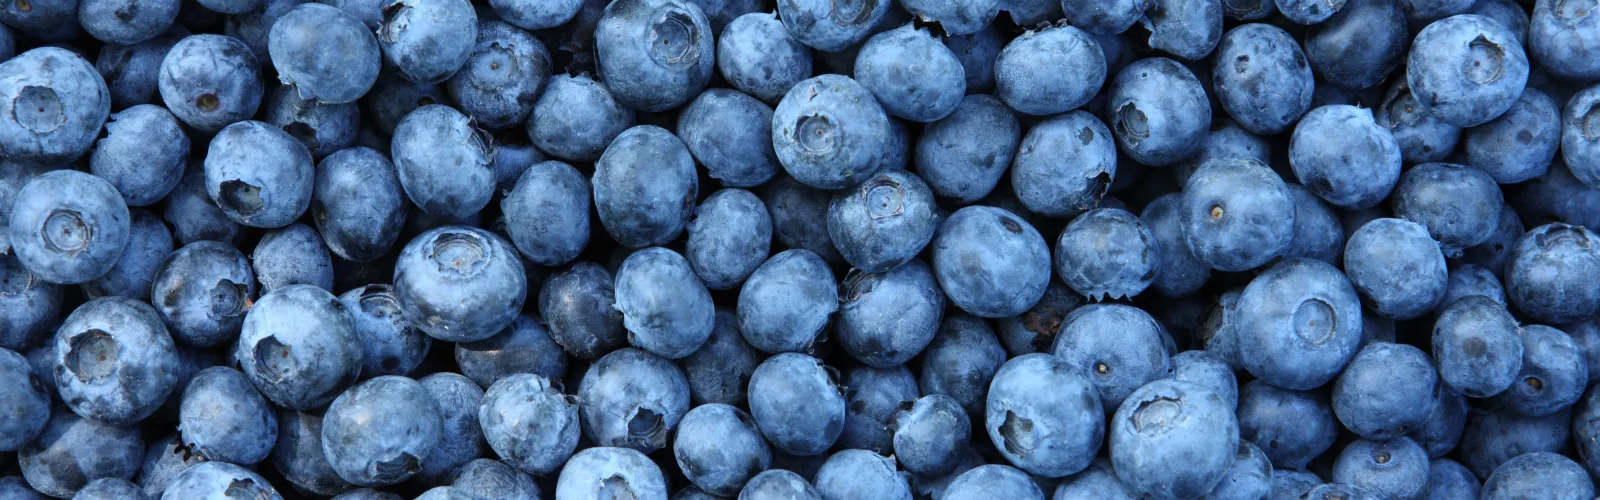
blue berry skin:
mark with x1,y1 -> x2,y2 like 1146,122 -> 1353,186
1462,205 -> 1522,279
451,459 -> 540,499
737,249 -> 837,354
941,464 -> 1043,500
854,25 -> 964,122
1375,79 -> 1462,165
1564,86 -> 1600,188
489,0 -> 581,30
446,20 -> 550,129
837,364 -> 918,453
686,189 -> 771,290
593,125 -> 698,247
1281,184 -> 1345,265
158,34 -> 263,133
1565,321 -> 1600,387
1110,380 -> 1238,500
1332,342 -> 1437,440
1467,89 -> 1560,184
1171,351 -> 1237,412
1235,259 -> 1363,390
1108,58 -> 1210,166
1197,287 -> 1245,370
1057,0 -> 1149,35
1221,0 -> 1276,19
914,95 -> 1018,204
366,72 -> 445,135
1052,458 -> 1138,499
1401,0 -> 1475,22
375,0 -> 477,84
1011,111 -> 1116,218
594,0 -> 713,112
1415,388 -> 1471,456
538,262 -> 626,360
414,372 -> 485,485
1305,0 -> 1406,90
1459,405 -> 1572,479
268,3 -> 380,104
237,285 -> 363,410
932,206 -> 1051,318
251,224 -> 333,293
1331,437 -> 1429,500
986,354 -> 1104,478
813,449 -> 912,500
674,403 -> 771,496
318,0 -> 387,30
394,226 -> 527,343
615,247 -> 715,359
8,171 -> 130,285
555,447 -> 667,500
1289,105 -> 1404,210
17,410 -> 141,498
774,0 -> 887,52
89,105 -> 188,207
271,409 -> 352,497
479,374 -> 580,475
53,297 -> 179,426
160,461 -> 283,500
891,394 -> 970,477
762,175 -> 844,265
1507,158 -> 1600,229
677,90 -> 780,188
1493,325 -> 1586,417
223,0 -> 305,65
771,75 -> 891,190
96,27 -> 184,109
1408,15 -> 1531,128
135,434 -> 202,498
1506,223 -> 1600,324
0,348 -> 49,451
501,161 -> 590,267
748,353 -> 845,456
1434,295 -> 1524,398
1482,452 -> 1596,500
312,147 -> 408,262
679,309 -> 761,406
1054,209 -> 1159,300
828,171 -> 936,272
150,240 -> 254,348
489,137 -> 546,193
578,348 -> 691,453
943,26 -> 1002,93
1392,163 -> 1506,254
71,477 -> 143,500
1052,304 -> 1171,411
740,469 -> 821,500
455,315 -> 567,389
1203,442 -> 1273,500
392,105 -> 495,219
717,13 -> 811,105
526,74 -> 635,162
203,120 -> 315,229
176,366 -> 277,465
1345,218 -> 1449,320
1276,0 -> 1347,24
897,0 -> 995,35
837,260 -> 944,368
262,84 -> 360,160
920,314 -> 1005,416
1428,459 -> 1480,499
1142,0 -> 1223,60
321,376 -> 444,487
1181,157 -> 1295,272
0,48 -> 109,163
1213,24 -> 1314,135
0,0 -> 78,41
1140,194 -> 1210,298
198,0 -> 263,14
1531,0 -> 1600,82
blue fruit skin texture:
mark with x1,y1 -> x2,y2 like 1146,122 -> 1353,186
1204,441 -> 1272,500
366,72 -> 445,135
594,0 -> 714,112
1110,379 -> 1238,500
747,353 -> 845,456
391,105 -> 495,219
71,477 -> 142,500
673,403 -> 771,495
251,223 -> 333,293
446,20 -> 550,129
375,0 -> 477,84
944,26 -> 1003,93
920,314 -> 1005,416
1054,209 -> 1159,299
1011,110 -> 1116,218
53,297 -> 180,426
455,314 -> 567,389
740,469 -> 820,499
774,0 -> 887,52
1172,350 -> 1238,411
312,147 -> 408,262
1459,405 -> 1572,479
0,253 -> 61,350
1142,0 -> 1223,60
1531,0 -> 1600,81
762,174 -> 843,264
932,206 -> 1051,318
554,447 -> 667,500
177,366 -> 278,465
450,459 -> 540,499
1507,158 -> 1600,230
1493,325 -> 1587,417
479,374 -> 580,475
1375,79 -> 1462,165
203,120 -> 315,229
854,25 -> 964,122
1434,295 -> 1525,398
136,433 -> 203,497
593,125 -> 698,247
85,0 -> 175,44
679,309 -> 761,406
262,84 -> 360,160
1235,259 -> 1364,390
615,247 -> 715,359
158,34 -> 263,133
1332,342 -> 1438,440
1331,437 -> 1430,499
0,347 -> 49,451
737,249 -> 837,353
686,189 -> 771,290
1438,264 -> 1506,314
1107,57 -> 1210,166
914,94 -> 1018,204
1281,184 -> 1345,265
837,365 -> 918,453
1181,157 -> 1295,272
1564,87 -> 1600,188
9,170 -> 130,285
1140,194 -> 1210,297
576,348 -> 691,453
717,13 -> 811,105
1412,382 -> 1469,457
813,449 -> 912,500
1053,458 -> 1138,498
1407,14 -> 1530,128
96,27 -> 184,109
268,3 -> 381,104
0,0 -> 78,41
321,376 -> 443,487
1213,24 -> 1314,135
1305,0 -> 1407,90
1505,223 -> 1600,324
236,284 -> 363,410
1392,163 -> 1506,254
490,0 -> 582,30
1402,0 -> 1475,22
1483,452 -> 1596,500
828,171 -> 936,272
1344,218 -> 1449,319
149,240 -> 255,348
1428,459 -> 1481,499
899,0 -> 996,35
0,48 -> 109,163
271,409 -> 351,497
89,105 -> 188,207
1058,0 -> 1149,34
224,0 -> 306,65
526,74 -> 635,162
1276,0 -> 1348,24
1467,88 -> 1560,184
677,90 -> 779,188
892,394 -> 971,476
986,354 -> 1104,478
836,259 -> 944,367
771,75 -> 891,190
393,226 -> 526,343
17,410 -> 142,498
538,262 -> 626,360
1290,105 -> 1404,209
501,161 -> 590,267
414,372 -> 484,484
941,464 -> 1042,500
1052,304 -> 1171,411
160,461 -> 283,500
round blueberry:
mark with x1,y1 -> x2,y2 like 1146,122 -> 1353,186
678,309 -> 761,406
1330,437 -> 1430,500
501,161 -> 590,267
158,34 -> 263,133
1332,342 -> 1438,440
261,84 -> 360,160
525,73 -> 635,162
986,354 -> 1103,478
677,89 -> 780,188
237,284 -> 363,410
771,74 -> 891,190
1011,111 -> 1116,218
271,409 -> 351,497
737,249 -> 837,354
1107,57 -> 1210,166
594,0 -> 714,112
251,223 -> 333,293
1467,88 -> 1560,184
1493,324 -> 1587,417
1213,23 -> 1314,135
1235,259 -> 1363,390
593,125 -> 698,247
393,225 -> 526,342
554,447 -> 667,500
716,12 -> 811,105
932,206 -> 1051,318
1054,208 -> 1158,300
914,94 -> 1019,204
1434,295 -> 1524,398
686,188 -> 771,290
674,403 -> 771,496
149,240 -> 255,348
1345,218 -> 1449,319
177,366 -> 277,465
1530,0 -> 1600,82
1236,380 -> 1338,470
1052,304 -> 1171,412
445,20 -> 551,129
836,259 -> 944,367
375,0 -> 477,84
1407,14 -> 1530,128
452,459 -> 539,499
1181,156 -> 1295,272
1505,222 -> 1600,324
538,262 -> 626,360
1289,104 -> 1404,209
8,170 -> 131,285
1110,379 -> 1238,500
855,24 -> 964,122
53,297 -> 179,426
455,314 -> 566,389
920,314 -> 1006,417
615,247 -> 714,359
774,0 -> 888,52
577,348 -> 691,453
203,120 -> 315,228
392,105 -> 495,219
159,461 -> 282,499
312,147 -> 409,262
95,27 -> 184,109
1375,79 -> 1462,165
489,0 -> 582,30
89,104 -> 188,207
1142,0 -> 1223,60
1305,0 -> 1407,90
413,372 -> 485,485
269,3 -> 380,104
748,353 -> 845,456
0,48 -> 110,163
322,376 -> 443,487
480,374 -> 580,475
0,347 -> 49,451
1392,163 -> 1506,253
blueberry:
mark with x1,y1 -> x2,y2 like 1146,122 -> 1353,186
455,315 -> 567,389
150,241 -> 254,350
375,0 -> 477,84
53,297 -> 179,426
1142,0 -> 1223,60
854,24 -> 964,122
393,226 -> 526,342
761,175 -> 844,264
499,161 -> 590,268
445,20 -> 550,129
673,403 -> 770,495
176,366 -> 276,465
932,206 -> 1051,318
1107,57 -> 1210,166
1344,218 -> 1449,319
943,26 -> 1003,93
0,348 -> 48,451
1290,105 -> 1404,209
451,459 -> 540,499
834,260 -> 942,367
1221,0 -> 1276,19
1482,453 -> 1596,499
614,247 -> 715,358
1459,405 -> 1572,479
1492,324 -> 1586,417
223,0 -> 306,65
837,364 -> 918,453
1507,158 -> 1600,229
1050,304 -> 1171,412
935,464 -> 1041,500
1305,0 -> 1407,89
677,89 -> 781,187
1505,223 -> 1600,324
162,166 -> 246,248
8,170 -> 130,285
1109,379 -> 1238,500
1136,194 -> 1209,298
1409,379 -> 1466,459
1053,0 -> 1146,34
1466,88 -> 1560,184
826,173 -> 934,272
774,0 -> 887,52
1565,85 -> 1600,189
16,411 -> 141,498
771,75 -> 891,190
159,462 -> 282,500
914,94 -> 1019,204
366,71 -> 445,135
986,354 -> 1103,477
0,0 -> 80,41
488,0 -> 581,30
268,3 -> 380,104
70,477 -> 142,500
736,249 -> 837,353
1276,0 -> 1348,24
685,188 -> 770,290
1330,437 -> 1429,500
236,284 -> 361,410
1443,262 -> 1510,312
1408,15 -> 1531,128
673,310 -> 758,407
747,353 -> 845,456
1434,295 -> 1524,398
739,469 -> 820,500
886,394 -> 969,477
919,314 -> 1005,416
271,409 -> 351,496
593,125 -> 698,247
525,73 -> 635,162
1562,321 -> 1600,387
1428,459 -> 1480,499
0,48 -> 109,164
1530,0 -> 1600,82
95,27 -> 184,109
479,374 -> 580,475
1393,163 -> 1506,254
88,105 -> 187,208
716,13 -> 811,105
261,84 -> 361,160
392,105 -> 495,219
250,224 -> 333,293
1203,442 -> 1272,500
1401,0 -> 1475,22
203,120 -> 316,229
1213,24 -> 1315,136
1054,209 -> 1158,299
538,262 -> 626,360
554,447 -> 667,500
1196,287 -> 1245,370
1010,111 -> 1116,218
577,347 -> 691,453
322,376 -> 442,486
312,147 -> 408,262
810,449 -> 912,500
413,372 -> 485,484
1181,157 -> 1296,272
1332,342 -> 1437,440
158,34 -> 263,133
594,0 -> 713,112
1372,82 -> 1461,166
1049,458 -> 1136,498
1236,380 -> 1338,470
1279,184 -> 1345,265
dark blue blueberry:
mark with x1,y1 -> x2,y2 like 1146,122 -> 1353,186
1344,218 -> 1448,319
1433,295 -> 1524,398
1505,223 -> 1600,324
538,262 -> 626,360
774,0 -> 886,52
828,171 -> 936,272
986,354 -> 1103,478
1107,57 -> 1210,166
1281,184 -> 1345,264
446,20 -> 550,129
1276,0 -> 1347,24
677,89 -> 780,187
176,366 -> 277,465
593,125 -> 698,247
134,434 -> 201,498
488,135 -> 547,194
685,188 -> 770,290
1332,342 -> 1437,439
1462,205 -> 1523,277
159,462 -> 282,500
1305,0 -> 1407,90
489,0 -> 581,29
941,465 -> 1043,500
89,105 -> 187,207
196,0 -> 261,14
312,147 -> 408,262
96,27 -> 184,109
673,403 -> 770,495
1562,321 -> 1600,386
595,0 -> 713,111
272,409 -> 351,497
853,24 -> 963,123
71,477 -> 142,500
451,459 -> 539,499
1181,157 -> 1296,272
1057,0 -> 1148,34
1289,105 -> 1403,209
268,3 -> 380,104
8,170 -> 130,285
1392,163 -> 1505,254
716,12 -> 811,105
577,347 -> 691,453
737,249 -> 836,353
0,348 -> 48,451
375,0 -> 477,84
1508,157 -> 1600,230
838,364 -> 918,453
890,394 -> 970,476
394,225 -> 527,342
615,247 -> 714,358
500,161 -> 590,267
555,447 -> 667,500
1531,0 -> 1600,82
1204,442 -> 1272,500
1052,304 -> 1170,411
1109,379 -> 1237,500
1464,89 -> 1559,184
1428,459 -> 1480,499
1492,324 -> 1586,417
1482,452 -> 1594,500
739,470 -> 820,500
1171,350 -> 1237,411
747,353 -> 844,456
1271,469 -> 1324,499
1011,111 -> 1116,218
1139,194 -> 1210,297
0,48 -> 108,164
158,34 -> 263,133
1410,372 -> 1469,457
932,206 -> 1051,318
678,309 -> 761,406
1221,0 -> 1276,19
392,105 -> 494,219
771,75 -> 891,190
1458,405 -> 1571,479
149,240 -> 253,349
811,449 -> 912,500
1236,380 -> 1337,469
1375,79 -> 1462,164
943,25 -> 1002,93
1408,14 -> 1530,128
836,259 -> 943,367
914,95 -> 1018,204
1213,24 -> 1314,136
415,372 -> 485,485
761,174 -> 844,264
993,280 -> 1081,356
1401,0 -> 1475,22
366,71 -> 445,135
262,84 -> 360,160
0,0 -> 79,41
203,120 -> 315,229
53,297 -> 179,426
237,285 -> 362,410
1330,437 -> 1429,500
322,376 -> 443,487
250,223 -> 333,292
1141,0 -> 1223,59
525,73 -> 635,162
162,166 -> 245,248
1054,209 -> 1158,299
455,315 -> 567,389
919,314 -> 1005,416
479,374 -> 580,475
16,410 -> 141,498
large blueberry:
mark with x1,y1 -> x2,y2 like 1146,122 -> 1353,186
250,223 -> 333,292
392,105 -> 495,219
1181,156 -> 1295,272
479,374 -> 580,475
554,447 -> 667,500
1332,342 -> 1437,439
771,75 -> 891,190
158,34 -> 263,133
1505,223 -> 1600,324
986,354 -> 1103,477
454,314 -> 567,388
18,411 -> 141,498
1289,105 -> 1403,209
501,161 -> 590,267
828,171 -> 937,272
920,314 -> 1005,416
375,0 -> 477,84
685,188 -> 771,290
1493,324 -> 1587,417
577,348 -> 691,453
914,94 -> 1019,204
1391,163 -> 1505,254
1054,209 -> 1158,299
414,372 -> 484,484
1344,218 -> 1449,319
1375,79 -> 1462,165
1110,379 -> 1238,500
593,125 -> 698,247
1051,304 -> 1171,412
446,20 -> 550,129
854,24 -> 964,122
176,366 -> 277,465
747,353 -> 845,456
1142,0 -> 1223,60
615,247 -> 715,359
394,226 -> 526,342
203,120 -> 315,228
8,170 -> 130,285
1011,111 -> 1116,218
737,249 -> 837,354
88,105 -> 187,207
1107,57 -> 1210,166
322,376 -> 443,486
1330,437 -> 1430,499
1531,0 -> 1600,82
312,147 -> 408,262
1139,194 -> 1210,297
261,83 -> 360,160
159,462 -> 282,500
594,0 -> 713,111
149,240 -> 255,348
1407,14 -> 1530,128
1213,23 -> 1314,135
0,48 -> 109,163
814,449 -> 913,500
932,206 -> 1051,318
53,297 -> 179,425
268,3 -> 380,104
836,259 -> 944,367
1482,452 -> 1595,500
677,89 -> 780,188
236,284 -> 362,410
774,0 -> 887,51
1234,259 -> 1363,390
678,309 -> 761,406
716,13 -> 811,105
1434,295 -> 1524,398
674,403 -> 770,495
525,73 -> 635,162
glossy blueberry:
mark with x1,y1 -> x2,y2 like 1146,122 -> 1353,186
1011,111 -> 1116,218
52,297 -> 179,426
932,206 -> 1051,318
1428,459 -> 1480,499
594,0 -> 713,111
853,24 -> 963,123
394,226 -> 526,342
1466,88 -> 1560,184
1330,437 -> 1429,500
0,48 -> 109,163
149,240 -> 254,348
1290,105 -> 1403,209
737,249 -> 836,353
202,120 -> 315,229
250,224 -> 333,292
1530,0 -> 1600,82
577,348 -> 691,453
322,376 -> 443,486
268,3 -> 380,104
538,262 -> 626,360
1344,218 -> 1448,319
414,373 -> 485,484
593,125 -> 698,247
748,353 -> 844,456
391,105 -> 494,219
555,447 -> 667,500
771,75 -> 890,190
1181,157 -> 1295,272
17,411 -> 141,498
159,462 -> 282,500
774,0 -> 886,52
1107,57 -> 1210,166
717,13 -> 810,105
89,105 -> 187,207
375,0 -> 477,84
0,348 -> 48,451
525,73 -> 635,162
826,172 -> 933,272
673,403 -> 770,496
1493,324 -> 1586,416
311,147 -> 407,262
1482,452 -> 1595,500
1054,209 -> 1158,299
1051,304 -> 1170,412
986,354 -> 1103,478
919,314 -> 1005,416
913,95 -> 1017,204
271,409 -> 351,496
1408,14 -> 1530,128
9,170 -> 130,285
1392,163 -> 1505,254
261,85 -> 360,160
1434,295 -> 1524,398
479,374 -> 580,475
446,20 -> 550,129
677,89 -> 780,188
455,315 -> 566,389
1459,405 -> 1572,479
678,309 -> 761,406
1235,259 -> 1363,390
1305,0 -> 1407,89
1109,379 -> 1237,500
158,34 -> 263,133
499,161 -> 590,268
236,284 -> 362,410
837,364 -> 918,453
1213,24 -> 1314,135
836,259 -> 943,367
685,188 -> 770,290
176,366 -> 276,465
615,247 -> 714,358
1332,342 -> 1437,440
1505,223 -> 1600,324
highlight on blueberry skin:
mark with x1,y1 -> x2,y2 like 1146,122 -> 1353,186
1234,258 -> 1364,391
236,284 -> 363,411
995,24 -> 1106,118
576,347 -> 691,453
1212,23 -> 1315,135
614,247 -> 715,359
157,34 -> 264,133
854,24 -> 965,123
1406,14 -> 1531,128
52,296 -> 180,427
320,375 -> 444,487
1108,57 -> 1211,166
1053,208 -> 1160,300
311,147 -> 409,263
0,48 -> 110,163
391,104 -> 496,220
774,0 -> 889,52
445,19 -> 552,129
827,170 -> 938,273
1504,222 -> 1600,325
593,125 -> 699,248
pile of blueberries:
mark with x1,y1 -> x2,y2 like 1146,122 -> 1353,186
7,0 -> 1600,498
